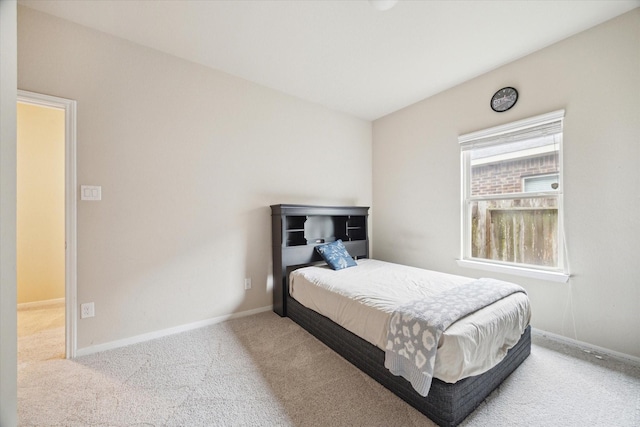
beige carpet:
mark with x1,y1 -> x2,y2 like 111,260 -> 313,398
17,303 -> 640,426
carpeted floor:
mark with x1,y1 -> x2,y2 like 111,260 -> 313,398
17,303 -> 640,426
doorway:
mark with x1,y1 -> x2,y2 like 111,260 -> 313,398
17,90 -> 77,359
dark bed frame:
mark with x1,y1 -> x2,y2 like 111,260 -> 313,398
271,204 -> 531,427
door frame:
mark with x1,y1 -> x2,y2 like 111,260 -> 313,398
17,90 -> 77,358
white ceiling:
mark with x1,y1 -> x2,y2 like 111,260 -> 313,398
18,0 -> 639,120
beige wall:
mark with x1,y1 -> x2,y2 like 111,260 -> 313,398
17,7 -> 372,350
373,9 -> 640,358
17,102 -> 65,304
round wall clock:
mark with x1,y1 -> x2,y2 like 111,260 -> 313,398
490,87 -> 518,112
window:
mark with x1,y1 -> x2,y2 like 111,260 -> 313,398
523,173 -> 559,192
458,110 -> 569,282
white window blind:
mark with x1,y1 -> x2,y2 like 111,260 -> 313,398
460,118 -> 563,151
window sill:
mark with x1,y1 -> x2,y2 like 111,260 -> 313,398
456,259 -> 570,283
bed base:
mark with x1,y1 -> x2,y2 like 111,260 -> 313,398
287,295 -> 531,427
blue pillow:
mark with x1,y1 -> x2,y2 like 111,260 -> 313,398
315,239 -> 357,270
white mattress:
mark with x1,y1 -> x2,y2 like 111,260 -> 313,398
289,259 -> 531,383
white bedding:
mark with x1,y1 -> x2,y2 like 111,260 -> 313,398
289,259 -> 531,383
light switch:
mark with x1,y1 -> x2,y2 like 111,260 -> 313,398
81,185 -> 102,201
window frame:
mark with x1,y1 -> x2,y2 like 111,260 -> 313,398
457,110 -> 569,283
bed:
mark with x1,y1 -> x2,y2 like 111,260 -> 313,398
271,204 -> 531,426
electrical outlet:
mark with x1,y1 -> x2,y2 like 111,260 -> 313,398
81,302 -> 95,319
244,278 -> 252,290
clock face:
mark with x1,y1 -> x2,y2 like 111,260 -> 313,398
491,87 -> 518,112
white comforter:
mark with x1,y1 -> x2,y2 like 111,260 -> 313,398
289,259 -> 531,383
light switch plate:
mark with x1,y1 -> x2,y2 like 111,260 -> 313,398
81,185 -> 101,201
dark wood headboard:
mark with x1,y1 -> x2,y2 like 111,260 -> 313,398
270,204 -> 370,316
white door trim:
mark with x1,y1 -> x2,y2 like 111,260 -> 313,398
17,90 -> 77,359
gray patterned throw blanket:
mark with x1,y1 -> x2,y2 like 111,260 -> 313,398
384,278 -> 526,397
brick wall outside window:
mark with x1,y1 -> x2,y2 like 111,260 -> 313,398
471,154 -> 557,195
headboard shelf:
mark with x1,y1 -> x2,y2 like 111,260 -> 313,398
271,204 -> 370,316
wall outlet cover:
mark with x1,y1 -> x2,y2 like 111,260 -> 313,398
81,302 -> 95,318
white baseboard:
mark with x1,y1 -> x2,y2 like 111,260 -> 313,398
75,305 -> 273,357
17,297 -> 65,310
532,327 -> 640,366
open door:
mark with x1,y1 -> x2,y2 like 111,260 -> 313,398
17,90 -> 77,359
